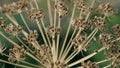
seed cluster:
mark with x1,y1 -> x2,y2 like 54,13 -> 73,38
98,3 -> 113,16
72,17 -> 88,30
8,46 -> 26,62
26,30 -> 38,43
5,23 -> 23,36
35,45 -> 52,65
92,16 -> 106,31
27,8 -> 43,20
72,34 -> 87,50
47,26 -> 60,38
81,61 -> 99,68
55,0 -> 68,18
99,33 -> 120,62
1,0 -> 28,14
111,24 -> 120,38
76,0 -> 86,13
99,33 -> 114,48
50,60 -> 67,68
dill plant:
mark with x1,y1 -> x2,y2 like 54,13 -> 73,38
0,0 -> 120,68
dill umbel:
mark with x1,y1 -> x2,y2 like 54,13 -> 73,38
0,0 -> 120,68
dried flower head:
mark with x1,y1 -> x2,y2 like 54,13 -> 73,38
99,33 -> 114,48
72,34 -> 87,50
4,23 -> 23,36
108,44 -> 120,57
46,26 -> 60,38
76,0 -> 86,13
1,0 -> 28,14
111,24 -> 120,38
98,3 -> 114,16
26,30 -> 38,43
8,45 -> 26,62
55,0 -> 68,18
92,16 -> 106,31
27,8 -> 43,20
72,17 -> 88,30
35,45 -> 52,65
81,61 -> 99,68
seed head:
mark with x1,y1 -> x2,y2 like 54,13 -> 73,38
98,3 -> 114,16
72,34 -> 87,50
46,26 -> 60,38
1,0 -> 28,14
92,16 -> 106,31
81,61 -> 99,68
4,23 -> 23,36
111,24 -> 120,38
76,0 -> 87,14
26,30 -> 38,43
27,8 -> 44,20
55,0 -> 68,18
8,45 -> 26,62
72,17 -> 88,30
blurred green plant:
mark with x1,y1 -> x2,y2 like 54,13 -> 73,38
0,0 -> 120,68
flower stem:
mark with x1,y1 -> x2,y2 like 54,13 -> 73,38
41,19 -> 52,47
1,52 -> 40,68
61,28 -> 78,60
26,52 -> 46,68
68,47 -> 106,67
19,13 -> 31,33
0,31 -> 20,47
0,59 -> 33,68
59,4 -> 76,60
96,58 -> 112,64
47,0 -> 53,26
36,20 -> 48,46
56,17 -> 61,60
